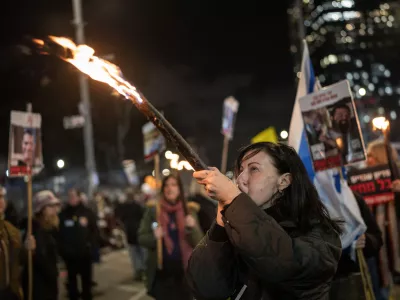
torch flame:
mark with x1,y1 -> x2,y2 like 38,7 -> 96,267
36,36 -> 143,103
372,117 -> 389,131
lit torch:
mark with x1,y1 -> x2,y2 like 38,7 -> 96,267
372,116 -> 399,180
33,36 -> 207,171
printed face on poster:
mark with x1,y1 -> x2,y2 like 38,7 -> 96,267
300,80 -> 366,171
142,122 -> 166,162
221,96 -> 239,139
8,111 -> 43,177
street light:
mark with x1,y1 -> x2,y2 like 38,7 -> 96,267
280,130 -> 289,139
57,159 -> 65,169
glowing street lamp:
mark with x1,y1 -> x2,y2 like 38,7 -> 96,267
57,159 -> 65,169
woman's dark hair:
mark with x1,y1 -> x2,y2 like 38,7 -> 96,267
235,142 -> 342,234
161,174 -> 185,204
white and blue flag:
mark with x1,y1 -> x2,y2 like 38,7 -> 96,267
288,41 -> 366,249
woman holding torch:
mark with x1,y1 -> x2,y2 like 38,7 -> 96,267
187,142 -> 342,299
138,174 -> 203,300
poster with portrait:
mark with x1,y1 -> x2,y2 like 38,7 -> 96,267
142,121 -> 166,162
299,80 -> 366,171
221,96 -> 239,139
348,165 -> 394,205
8,111 -> 43,177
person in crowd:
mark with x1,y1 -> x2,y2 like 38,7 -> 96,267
22,190 -> 61,300
188,142 -> 342,299
58,188 -> 98,300
138,174 -> 203,300
366,139 -> 400,293
5,201 -> 20,228
0,185 -> 35,300
330,192 -> 383,300
115,188 -> 147,281
188,179 -> 217,233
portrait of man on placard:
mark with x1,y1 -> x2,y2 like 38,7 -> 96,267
17,128 -> 36,167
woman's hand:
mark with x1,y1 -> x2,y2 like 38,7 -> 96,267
392,180 -> 400,192
153,226 -> 163,240
355,234 -> 366,249
24,235 -> 36,251
193,167 -> 241,205
185,215 -> 197,228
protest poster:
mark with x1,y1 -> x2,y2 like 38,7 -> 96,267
299,80 -> 365,171
221,96 -> 239,139
348,165 -> 394,205
142,121 -> 166,162
8,111 -> 43,177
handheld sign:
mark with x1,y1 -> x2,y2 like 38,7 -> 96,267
221,96 -> 239,140
299,80 -> 365,171
348,165 -> 394,205
142,121 -> 166,162
8,111 -> 43,177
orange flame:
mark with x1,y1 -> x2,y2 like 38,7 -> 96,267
37,36 -> 143,103
372,117 -> 389,131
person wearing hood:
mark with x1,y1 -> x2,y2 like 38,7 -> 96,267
22,190 -> 61,300
58,188 -> 98,300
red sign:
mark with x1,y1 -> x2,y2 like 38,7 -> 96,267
347,165 -> 394,205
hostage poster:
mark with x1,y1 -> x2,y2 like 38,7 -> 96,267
348,165 -> 394,205
142,121 -> 166,162
8,111 -> 43,177
299,80 -> 366,171
221,96 -> 239,139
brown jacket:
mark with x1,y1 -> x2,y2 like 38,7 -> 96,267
0,217 -> 23,299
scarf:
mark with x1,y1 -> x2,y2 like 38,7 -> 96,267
159,198 -> 193,269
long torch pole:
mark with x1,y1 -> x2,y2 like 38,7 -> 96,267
132,93 -> 208,171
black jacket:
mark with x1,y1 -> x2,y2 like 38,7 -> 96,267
187,194 -> 342,300
58,203 -> 98,259
22,219 -> 58,300
115,201 -> 144,245
334,193 -> 382,278
189,194 -> 217,233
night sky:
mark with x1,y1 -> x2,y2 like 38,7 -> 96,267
1,0 -> 295,177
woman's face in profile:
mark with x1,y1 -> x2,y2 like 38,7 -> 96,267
163,177 -> 180,203
236,151 -> 280,207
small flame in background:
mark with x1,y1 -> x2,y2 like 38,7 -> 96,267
372,116 -> 389,131
34,36 -> 143,103
165,151 -> 194,171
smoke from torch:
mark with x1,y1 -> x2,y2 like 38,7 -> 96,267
33,36 -> 207,171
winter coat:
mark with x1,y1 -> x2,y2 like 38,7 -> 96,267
137,200 -> 204,293
0,218 -> 23,300
187,193 -> 342,300
58,203 -> 98,259
115,201 -> 144,245
189,194 -> 217,233
334,193 -> 382,278
22,219 -> 59,300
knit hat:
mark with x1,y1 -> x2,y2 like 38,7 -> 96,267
33,190 -> 60,214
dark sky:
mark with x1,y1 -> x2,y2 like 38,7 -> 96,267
1,0 -> 295,176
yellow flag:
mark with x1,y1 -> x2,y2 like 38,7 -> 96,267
251,127 -> 278,144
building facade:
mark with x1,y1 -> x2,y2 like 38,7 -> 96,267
288,0 -> 400,141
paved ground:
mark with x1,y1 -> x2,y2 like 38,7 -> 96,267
59,249 -> 151,300
58,249 -> 400,300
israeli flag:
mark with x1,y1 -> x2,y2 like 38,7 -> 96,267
288,41 -> 366,249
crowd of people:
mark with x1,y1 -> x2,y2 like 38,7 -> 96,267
1,140 -> 400,300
